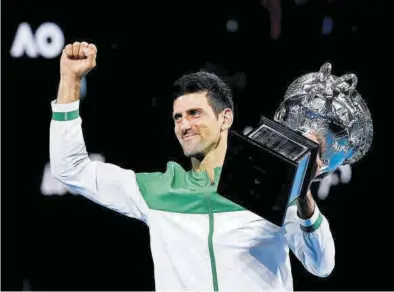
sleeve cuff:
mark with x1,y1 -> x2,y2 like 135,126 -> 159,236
298,204 -> 324,233
51,99 -> 80,121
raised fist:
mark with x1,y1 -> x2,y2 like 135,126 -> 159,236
60,41 -> 97,80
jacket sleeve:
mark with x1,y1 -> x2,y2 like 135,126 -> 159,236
282,200 -> 335,278
49,99 -> 149,223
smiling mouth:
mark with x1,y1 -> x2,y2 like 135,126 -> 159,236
183,134 -> 198,140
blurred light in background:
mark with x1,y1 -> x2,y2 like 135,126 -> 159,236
317,165 -> 352,199
294,0 -> 309,5
22,279 -> 31,291
80,76 -> 87,99
202,62 -> 247,90
243,126 -> 253,135
226,19 -> 239,32
322,17 -> 333,35
41,153 -> 105,196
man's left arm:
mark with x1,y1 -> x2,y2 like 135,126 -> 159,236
282,190 -> 335,278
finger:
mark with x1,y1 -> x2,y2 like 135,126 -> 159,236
87,43 -> 97,54
82,45 -> 96,57
317,155 -> 323,168
72,42 -> 80,58
63,44 -> 73,58
303,132 -> 314,141
82,46 -> 97,67
79,42 -> 88,58
82,47 -> 96,58
304,132 -> 319,144
84,44 -> 97,64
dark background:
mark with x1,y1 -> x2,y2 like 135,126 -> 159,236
4,0 -> 393,290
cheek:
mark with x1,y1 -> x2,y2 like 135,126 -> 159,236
174,125 -> 181,137
200,124 -> 219,140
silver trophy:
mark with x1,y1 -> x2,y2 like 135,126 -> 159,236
218,62 -> 373,226
273,62 -> 374,181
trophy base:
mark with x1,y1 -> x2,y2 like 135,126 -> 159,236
217,117 -> 319,227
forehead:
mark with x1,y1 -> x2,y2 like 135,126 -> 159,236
173,92 -> 211,113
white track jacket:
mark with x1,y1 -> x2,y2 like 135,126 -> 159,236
49,100 -> 335,291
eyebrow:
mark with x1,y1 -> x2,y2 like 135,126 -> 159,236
173,108 -> 205,118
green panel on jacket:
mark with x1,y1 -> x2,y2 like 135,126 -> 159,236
136,161 -> 297,214
135,162 -> 245,214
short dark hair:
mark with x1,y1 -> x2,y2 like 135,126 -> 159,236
172,71 -> 234,118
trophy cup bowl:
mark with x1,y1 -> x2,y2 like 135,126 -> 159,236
273,62 -> 373,181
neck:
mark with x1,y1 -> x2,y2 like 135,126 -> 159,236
191,133 -> 227,173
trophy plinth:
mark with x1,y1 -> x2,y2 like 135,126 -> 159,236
217,117 -> 319,227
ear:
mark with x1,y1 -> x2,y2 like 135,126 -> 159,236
220,108 -> 233,131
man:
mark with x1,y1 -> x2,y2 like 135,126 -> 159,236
50,41 -> 335,291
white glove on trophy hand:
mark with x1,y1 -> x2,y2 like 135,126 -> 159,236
61,41 -> 97,80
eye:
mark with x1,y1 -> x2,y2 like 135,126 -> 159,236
189,110 -> 201,117
173,113 -> 182,121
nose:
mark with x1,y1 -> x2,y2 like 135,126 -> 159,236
179,118 -> 192,132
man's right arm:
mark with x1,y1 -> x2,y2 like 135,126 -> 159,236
50,98 -> 149,223
50,42 -> 149,223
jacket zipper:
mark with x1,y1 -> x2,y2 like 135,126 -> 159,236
206,192 -> 218,291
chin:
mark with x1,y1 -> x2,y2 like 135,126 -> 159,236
183,149 -> 205,160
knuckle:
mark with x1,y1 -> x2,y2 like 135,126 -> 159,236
88,43 -> 97,51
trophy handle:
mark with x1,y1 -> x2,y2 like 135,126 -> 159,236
319,62 -> 331,80
335,73 -> 358,95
